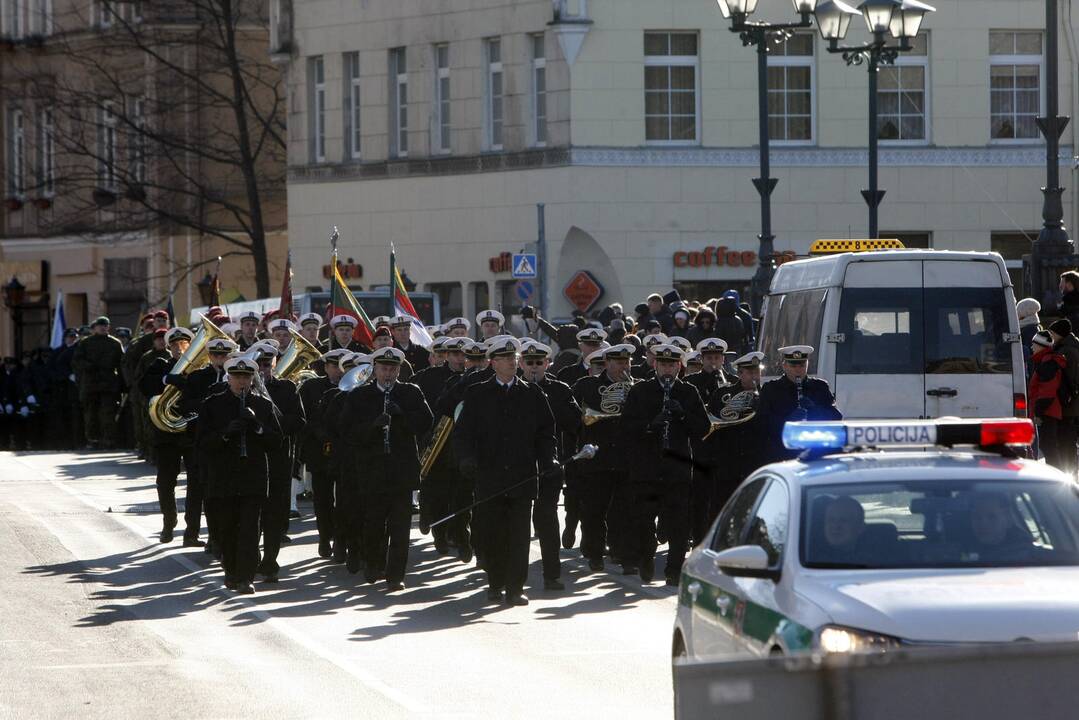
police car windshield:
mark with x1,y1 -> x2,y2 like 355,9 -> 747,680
801,481 -> 1079,569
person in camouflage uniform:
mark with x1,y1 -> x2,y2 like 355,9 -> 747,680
72,316 -> 125,449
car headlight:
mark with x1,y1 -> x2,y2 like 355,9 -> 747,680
815,625 -> 901,654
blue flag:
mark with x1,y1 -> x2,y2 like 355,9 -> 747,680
49,291 -> 66,349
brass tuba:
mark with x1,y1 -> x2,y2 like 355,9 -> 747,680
338,362 -> 373,392
148,315 -> 231,433
273,327 -> 322,384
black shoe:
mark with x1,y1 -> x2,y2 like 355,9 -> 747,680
561,526 -> 576,549
664,577 -> 679,587
182,537 -> 205,548
588,558 -> 604,572
386,581 -> 405,592
318,540 -> 333,558
419,519 -> 430,535
505,592 -> 529,607
204,541 -> 214,555
261,573 -> 279,583
457,544 -> 473,564
346,553 -> 362,575
288,510 -> 301,519
621,564 -> 639,576
486,588 -> 504,603
224,577 -> 237,591
235,582 -> 255,595
332,552 -> 346,564
434,541 -> 449,555
639,555 -> 655,583
364,572 -> 379,585
280,535 -> 292,545
159,527 -> 175,543
543,578 -> 565,591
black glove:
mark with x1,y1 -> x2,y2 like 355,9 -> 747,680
649,414 -> 668,433
460,457 -> 479,480
225,419 -> 246,437
240,406 -> 259,426
385,401 -> 404,417
164,374 -> 184,387
373,413 -> 391,428
664,399 -> 686,419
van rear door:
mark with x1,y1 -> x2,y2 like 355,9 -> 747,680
921,260 -> 1014,418
833,260 -> 926,418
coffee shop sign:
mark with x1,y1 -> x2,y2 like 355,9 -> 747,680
672,247 -> 798,269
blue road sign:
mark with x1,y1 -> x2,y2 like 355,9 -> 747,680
516,280 -> 534,302
512,253 -> 538,279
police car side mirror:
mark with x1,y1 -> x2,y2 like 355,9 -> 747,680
714,545 -> 780,582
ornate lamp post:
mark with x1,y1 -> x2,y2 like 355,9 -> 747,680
2,277 -> 26,356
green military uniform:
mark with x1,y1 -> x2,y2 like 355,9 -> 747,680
124,332 -> 157,457
72,320 -> 125,448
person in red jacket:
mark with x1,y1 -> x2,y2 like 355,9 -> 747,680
1029,331 -> 1069,471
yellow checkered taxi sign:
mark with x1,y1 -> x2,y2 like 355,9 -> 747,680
810,239 -> 906,255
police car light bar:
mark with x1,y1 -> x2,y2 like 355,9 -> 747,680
782,419 -> 1034,452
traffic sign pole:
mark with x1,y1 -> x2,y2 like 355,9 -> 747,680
537,203 -> 547,318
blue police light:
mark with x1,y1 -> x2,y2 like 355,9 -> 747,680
783,422 -> 848,450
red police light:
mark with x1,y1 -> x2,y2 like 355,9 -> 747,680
979,419 -> 1035,447
1013,393 -> 1027,418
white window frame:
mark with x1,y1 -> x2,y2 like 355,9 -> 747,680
269,0 -> 281,51
98,0 -> 111,28
308,55 -> 325,163
128,96 -> 146,185
434,43 -> 450,155
97,102 -> 117,190
37,106 -> 54,196
485,37 -> 503,151
344,51 -> 361,160
644,31 -> 701,147
3,0 -> 25,38
989,31 -> 1045,146
531,33 -> 547,148
7,107 -> 25,198
879,34 -> 930,146
766,33 -> 816,147
390,47 -> 408,159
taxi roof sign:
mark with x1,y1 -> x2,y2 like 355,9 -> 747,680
810,239 -> 906,255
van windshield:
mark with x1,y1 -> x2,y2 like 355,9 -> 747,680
836,288 -> 1012,375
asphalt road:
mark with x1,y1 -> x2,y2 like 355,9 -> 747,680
0,451 -> 676,719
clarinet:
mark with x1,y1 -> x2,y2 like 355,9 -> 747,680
383,382 -> 393,455
660,376 -> 673,451
793,377 -> 807,422
239,388 -> 249,459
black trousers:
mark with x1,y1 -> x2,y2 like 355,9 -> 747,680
362,491 -> 412,583
156,444 -> 202,540
625,481 -> 690,581
563,464 -> 582,536
689,467 -> 712,545
579,471 -> 615,562
532,473 -> 563,581
311,469 -> 338,544
337,477 -> 365,565
211,494 -> 262,584
420,476 -> 453,546
260,450 -> 293,573
475,496 -> 532,594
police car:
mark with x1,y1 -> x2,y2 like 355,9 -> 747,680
673,418 -> 1079,661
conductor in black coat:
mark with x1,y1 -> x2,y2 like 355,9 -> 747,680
196,355 -> 282,594
340,347 -> 432,591
454,337 -> 557,606
620,344 -> 710,585
757,346 -> 842,464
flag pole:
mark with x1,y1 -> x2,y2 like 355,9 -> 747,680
389,242 -> 396,306
330,226 -> 340,345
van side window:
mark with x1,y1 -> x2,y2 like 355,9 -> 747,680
836,288 -> 923,374
759,289 -> 828,377
924,288 -> 1012,374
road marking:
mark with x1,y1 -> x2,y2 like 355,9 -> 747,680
28,661 -> 172,670
8,456 -> 430,715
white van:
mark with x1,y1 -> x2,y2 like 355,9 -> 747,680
758,247 -> 1025,420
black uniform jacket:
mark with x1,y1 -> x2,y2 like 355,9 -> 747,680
555,363 -> 588,388
685,368 -> 728,407
397,342 -> 431,372
620,377 -> 711,483
341,381 -> 433,493
266,376 -> 306,448
758,375 -> 842,463
536,374 -> 582,461
138,356 -> 192,448
298,376 -> 334,471
453,377 -> 557,500
412,364 -> 456,408
704,381 -> 765,480
197,389 -> 283,497
436,366 -> 493,420
572,372 -> 633,472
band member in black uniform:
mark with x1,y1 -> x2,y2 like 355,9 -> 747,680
252,344 -> 306,583
620,344 -> 710,585
298,348 -> 349,557
139,327 -> 201,544
455,337 -> 557,606
757,345 -> 842,464
427,336 -> 448,369
475,310 -> 505,341
325,315 -> 370,353
685,338 -> 729,406
683,351 -> 703,375
391,315 -> 431,371
519,340 -> 581,591
236,311 -> 261,351
413,338 -> 464,554
444,317 -> 471,338
341,347 -> 432,591
556,328 -> 607,388
197,355 -> 282,594
684,337 -> 729,543
572,343 -> 635,572
632,334 -> 667,380
705,351 -> 765,520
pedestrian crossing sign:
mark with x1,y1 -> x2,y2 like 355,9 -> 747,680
512,253 -> 538,279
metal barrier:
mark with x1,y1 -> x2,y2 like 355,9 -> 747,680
674,642 -> 1079,720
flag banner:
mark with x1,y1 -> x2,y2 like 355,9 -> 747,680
390,247 -> 433,348
329,259 -> 375,347
49,291 -> 66,349
279,251 -> 294,320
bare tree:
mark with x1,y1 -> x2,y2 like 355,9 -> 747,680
22,0 -> 286,297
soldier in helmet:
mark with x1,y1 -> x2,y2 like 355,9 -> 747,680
757,345 -> 842,464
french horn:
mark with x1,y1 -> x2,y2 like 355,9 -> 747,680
148,315 -> 231,433
703,388 -> 759,440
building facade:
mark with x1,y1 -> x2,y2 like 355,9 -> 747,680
284,0 -> 1076,321
0,0 -> 288,354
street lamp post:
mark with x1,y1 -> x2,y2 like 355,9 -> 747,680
815,0 -> 935,240
715,0 -> 819,313
2,277 -> 26,356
